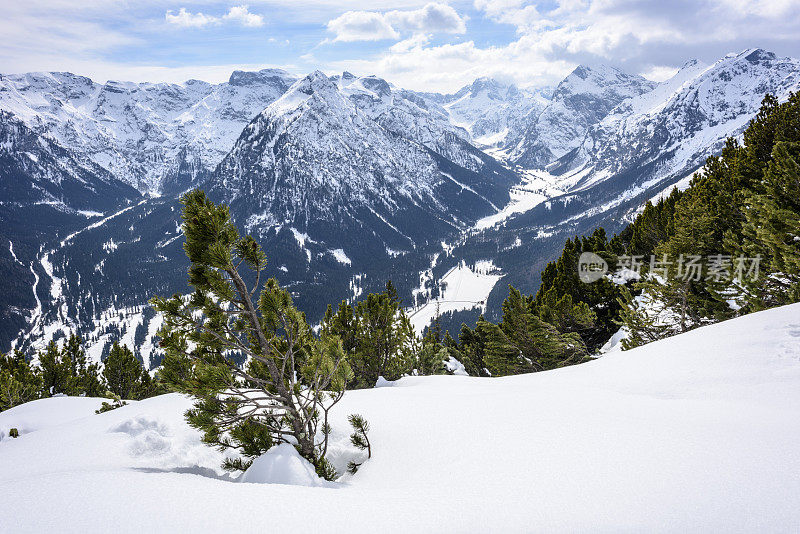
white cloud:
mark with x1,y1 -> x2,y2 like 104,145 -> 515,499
223,5 -> 264,28
165,8 -> 219,28
642,65 -> 680,82
327,2 -> 466,42
166,5 -> 265,29
385,3 -> 466,34
327,36 -> 574,92
321,0 -> 800,92
327,11 -> 399,42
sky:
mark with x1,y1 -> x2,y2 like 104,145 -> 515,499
2,0 -> 799,92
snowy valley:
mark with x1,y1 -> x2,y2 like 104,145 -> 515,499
4,48 -> 799,365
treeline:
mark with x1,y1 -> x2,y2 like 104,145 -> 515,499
452,92 -> 799,360
613,92 -> 800,346
1,335 -> 162,413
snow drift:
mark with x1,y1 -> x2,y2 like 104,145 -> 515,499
2,303 -> 800,532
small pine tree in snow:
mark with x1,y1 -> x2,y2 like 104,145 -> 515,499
153,190 -> 354,479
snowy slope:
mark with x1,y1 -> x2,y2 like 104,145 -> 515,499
0,69 -> 297,193
2,303 -> 799,532
0,111 -> 140,212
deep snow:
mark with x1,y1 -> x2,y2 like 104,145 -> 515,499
2,303 -> 800,532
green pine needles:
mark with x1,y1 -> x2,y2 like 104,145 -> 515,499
346,414 -> 372,474
152,190 -> 356,479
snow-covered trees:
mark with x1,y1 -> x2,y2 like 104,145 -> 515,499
153,190 -> 354,478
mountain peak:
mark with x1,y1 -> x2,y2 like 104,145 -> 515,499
741,48 -> 777,63
228,68 -> 293,87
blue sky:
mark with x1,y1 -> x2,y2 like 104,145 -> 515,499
3,1 -> 800,92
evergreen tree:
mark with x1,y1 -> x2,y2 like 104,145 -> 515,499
103,343 -> 144,400
38,341 -> 76,396
323,282 -> 415,388
535,288 -> 596,335
614,287 -> 676,350
533,228 -> 622,350
346,414 -> 372,474
152,190 -> 354,477
456,320 -> 490,377
482,286 -> 588,376
737,141 -> 800,305
0,351 -> 41,411
62,334 -> 105,397
412,328 -> 449,376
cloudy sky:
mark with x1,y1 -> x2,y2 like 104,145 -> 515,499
3,0 -> 799,92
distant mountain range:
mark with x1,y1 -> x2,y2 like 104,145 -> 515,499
1,48 -> 798,366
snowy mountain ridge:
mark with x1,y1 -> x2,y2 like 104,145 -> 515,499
548,48 -> 800,214
436,77 -> 551,147
505,64 -> 657,168
211,70 -> 516,242
0,69 -> 298,193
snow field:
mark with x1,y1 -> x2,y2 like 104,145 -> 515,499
1,304 -> 799,532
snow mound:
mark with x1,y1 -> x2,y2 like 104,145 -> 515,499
239,444 -> 329,487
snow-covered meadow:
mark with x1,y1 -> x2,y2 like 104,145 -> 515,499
2,303 -> 800,532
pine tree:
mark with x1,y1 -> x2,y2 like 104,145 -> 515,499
482,286 -> 588,376
614,287 -> 677,350
413,329 -> 448,376
346,414 -> 372,474
533,228 -> 622,350
103,343 -> 144,400
737,141 -> 800,305
535,288 -> 596,335
38,341 -> 76,396
0,351 -> 42,411
325,282 -> 415,388
456,321 -> 487,376
152,190 -> 354,477
62,334 -> 105,397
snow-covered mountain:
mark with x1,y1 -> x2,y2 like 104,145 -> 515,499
0,110 -> 141,349
211,71 -> 516,248
5,70 -> 518,359
0,111 -> 139,213
0,69 -> 298,193
432,77 -> 551,147
3,49 -> 800,358
506,65 -> 656,168
548,48 -> 800,216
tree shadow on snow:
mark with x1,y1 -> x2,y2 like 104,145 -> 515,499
132,465 -> 238,482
